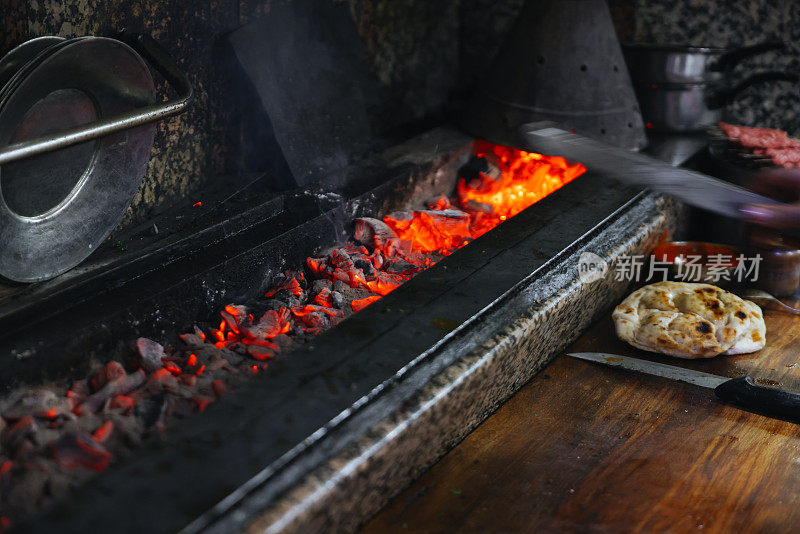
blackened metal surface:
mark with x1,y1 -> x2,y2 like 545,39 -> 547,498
231,0 -> 383,187
462,0 -> 646,150
21,168 -> 643,533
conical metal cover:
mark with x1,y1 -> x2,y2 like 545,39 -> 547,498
463,0 -> 646,150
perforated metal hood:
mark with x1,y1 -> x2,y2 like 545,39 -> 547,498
462,0 -> 647,150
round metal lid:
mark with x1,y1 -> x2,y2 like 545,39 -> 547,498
0,36 -> 66,90
0,37 -> 157,282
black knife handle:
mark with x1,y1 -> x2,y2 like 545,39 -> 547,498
714,376 -> 800,421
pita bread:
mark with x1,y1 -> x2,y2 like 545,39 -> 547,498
612,281 -> 765,359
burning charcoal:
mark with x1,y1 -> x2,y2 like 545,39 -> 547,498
193,345 -> 243,367
383,257 -> 417,275
205,353 -> 233,372
51,431 -> 112,472
403,250 -> 432,268
370,251 -> 384,270
181,374 -> 198,387
459,155 -> 489,182
225,341 -> 249,355
134,393 -> 170,430
384,209 -> 472,253
246,345 -> 275,361
462,199 -> 494,215
241,308 -> 292,340
419,208 -> 471,225
273,288 -> 300,305
108,395 -> 135,414
427,195 -> 451,210
297,311 -> 332,330
313,287 -> 334,307
211,380 -> 226,398
264,298 -> 291,311
460,154 -> 501,185
146,369 -> 179,392
333,280 -> 350,294
331,248 -> 353,267
342,243 -> 370,255
332,268 -> 349,285
2,389 -> 72,421
4,416 -> 38,452
311,279 -> 332,294
180,332 -> 205,346
330,291 -> 344,309
291,304 -> 343,319
271,334 -> 294,352
366,271 -> 405,295
221,304 -> 248,333
83,370 -> 146,413
265,276 -> 304,298
352,295 -> 381,312
0,459 -> 12,483
354,259 -> 373,277
289,269 -> 308,289
90,361 -> 126,393
306,256 -> 328,276
136,338 -> 166,373
69,379 -> 90,399
354,217 -> 399,250
384,211 -> 414,224
193,397 -> 214,412
92,421 -> 114,444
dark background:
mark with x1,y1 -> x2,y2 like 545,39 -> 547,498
2,0 -> 798,227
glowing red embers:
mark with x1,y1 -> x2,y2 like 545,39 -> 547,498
457,141 -> 586,237
383,209 -> 472,254
92,421 -> 114,444
51,431 -> 112,472
265,277 -> 304,298
241,308 -> 292,340
352,296 -> 381,312
109,395 -> 134,413
0,461 -> 13,483
313,287 -> 334,307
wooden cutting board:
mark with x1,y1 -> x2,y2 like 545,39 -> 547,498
361,296 -> 800,532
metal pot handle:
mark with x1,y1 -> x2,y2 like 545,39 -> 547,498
0,33 -> 194,165
708,70 -> 799,109
713,40 -> 785,72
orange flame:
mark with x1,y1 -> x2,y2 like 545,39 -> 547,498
458,141 -> 586,238
381,141 -> 585,254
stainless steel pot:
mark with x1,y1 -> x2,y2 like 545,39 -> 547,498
634,71 -> 799,132
623,41 -> 784,84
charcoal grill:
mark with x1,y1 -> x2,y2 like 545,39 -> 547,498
0,1 -> 695,530
0,125 -> 689,533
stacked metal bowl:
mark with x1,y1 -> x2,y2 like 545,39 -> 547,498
623,42 -> 795,132
0,35 -> 191,282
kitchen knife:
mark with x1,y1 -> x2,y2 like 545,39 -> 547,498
522,123 -> 784,220
567,351 -> 800,421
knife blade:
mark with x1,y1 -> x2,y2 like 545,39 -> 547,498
522,123 -> 784,220
567,352 -> 800,421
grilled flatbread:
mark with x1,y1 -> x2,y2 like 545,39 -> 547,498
613,281 -> 765,359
